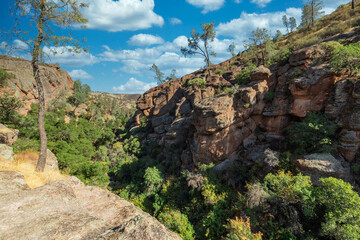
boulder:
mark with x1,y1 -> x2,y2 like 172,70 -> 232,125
0,144 -> 14,162
294,153 -> 352,184
0,124 -> 19,146
46,149 -> 59,171
0,172 -> 181,240
250,65 -> 271,82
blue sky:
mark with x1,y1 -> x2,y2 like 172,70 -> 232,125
0,0 -> 349,93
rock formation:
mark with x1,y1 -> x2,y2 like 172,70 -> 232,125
132,29 -> 360,170
0,55 -> 74,114
0,171 -> 181,240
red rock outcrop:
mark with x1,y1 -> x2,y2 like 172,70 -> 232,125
133,35 -> 360,165
0,55 -> 74,114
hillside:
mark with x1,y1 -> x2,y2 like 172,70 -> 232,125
0,55 -> 74,115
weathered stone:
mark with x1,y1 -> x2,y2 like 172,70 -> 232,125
289,65 -> 335,117
0,124 -> 18,146
0,144 -> 14,162
0,55 -> 73,115
294,153 -> 351,184
0,172 -> 181,240
46,149 -> 59,171
151,113 -> 175,128
193,95 -> 234,134
289,47 -> 319,66
0,171 -> 30,195
250,65 -> 271,82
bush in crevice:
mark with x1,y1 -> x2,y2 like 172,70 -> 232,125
288,112 -> 338,155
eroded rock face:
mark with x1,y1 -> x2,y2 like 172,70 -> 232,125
0,171 -> 181,240
0,124 -> 18,146
133,35 -> 360,165
0,55 -> 74,115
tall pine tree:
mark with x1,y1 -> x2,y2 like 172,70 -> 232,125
301,0 -> 324,28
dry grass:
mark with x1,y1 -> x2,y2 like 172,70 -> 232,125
0,150 -> 67,188
276,2 -> 360,50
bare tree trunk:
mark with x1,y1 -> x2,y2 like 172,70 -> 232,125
33,1 -> 47,172
33,61 -> 47,172
352,0 -> 355,9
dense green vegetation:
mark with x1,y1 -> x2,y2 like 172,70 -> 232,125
289,112 -> 339,155
0,68 -> 15,86
1,81 -> 135,187
187,78 -> 207,89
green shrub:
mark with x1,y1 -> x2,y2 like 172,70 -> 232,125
214,69 -> 223,75
235,63 -> 256,85
0,68 -> 15,86
220,85 -> 239,95
289,112 -> 338,155
330,41 -> 360,74
316,177 -> 360,239
264,91 -> 275,102
224,217 -> 263,240
270,47 -> 292,66
263,171 -> 313,204
0,93 -> 23,124
158,208 -> 195,240
320,41 -> 343,59
188,78 -> 207,89
144,166 -> 164,195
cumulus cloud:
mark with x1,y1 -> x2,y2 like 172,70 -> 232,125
251,0 -> 272,8
82,0 -> 164,32
128,34 -> 164,46
42,46 -> 98,67
69,69 -> 93,80
12,40 -> 28,50
186,0 -> 225,14
216,8 -> 302,45
99,35 -> 233,78
112,77 -> 157,94
0,42 -> 7,50
170,18 -> 182,25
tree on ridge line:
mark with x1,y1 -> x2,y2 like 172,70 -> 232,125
181,22 -> 216,69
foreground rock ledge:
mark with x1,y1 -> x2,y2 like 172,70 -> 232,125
0,171 -> 181,240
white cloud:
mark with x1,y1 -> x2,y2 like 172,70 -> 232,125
82,0 -> 164,32
69,69 -> 93,80
234,0 -> 242,3
128,34 -> 164,46
216,8 -> 302,44
170,18 -> 182,25
112,77 -> 157,94
251,0 -> 272,8
99,35 -> 234,78
42,46 -> 98,67
186,0 -> 225,14
0,41 -> 7,50
12,40 -> 28,50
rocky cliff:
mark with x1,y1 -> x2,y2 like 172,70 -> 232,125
0,171 -> 181,240
132,29 -> 360,172
0,55 -> 74,114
